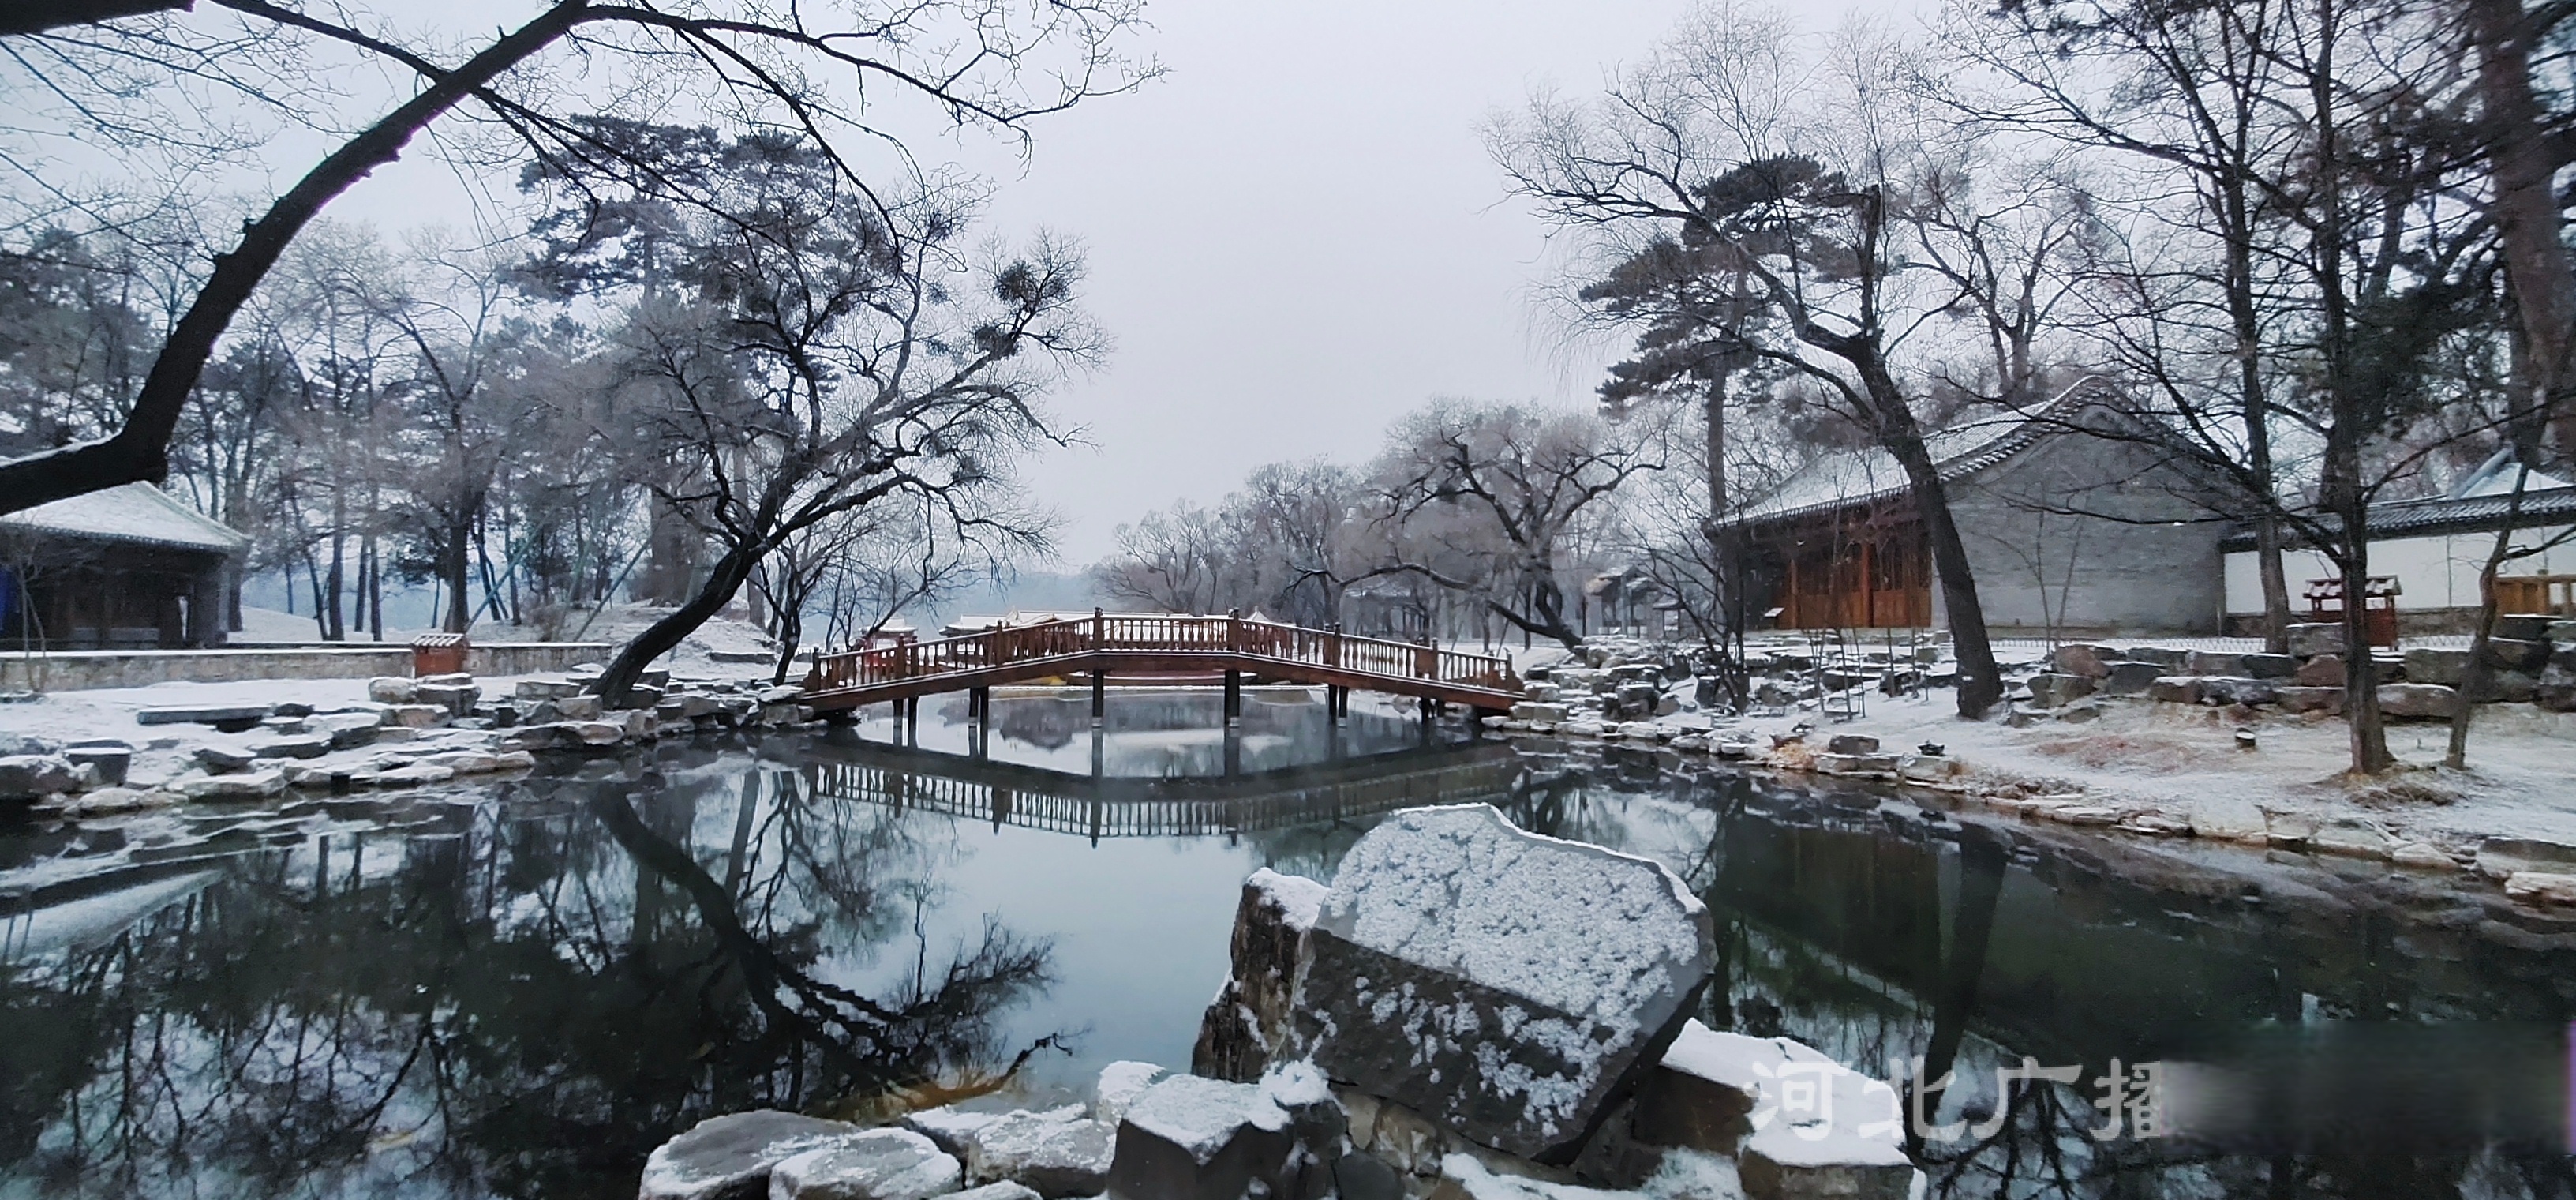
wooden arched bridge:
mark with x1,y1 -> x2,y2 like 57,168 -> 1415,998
800,612 -> 1523,719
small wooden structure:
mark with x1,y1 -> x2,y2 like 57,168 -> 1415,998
0,483 -> 245,650
802,611 -> 1522,717
2304,576 -> 2401,647
2492,573 -> 2575,617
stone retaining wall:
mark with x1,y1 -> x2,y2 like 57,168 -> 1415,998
0,643 -> 612,692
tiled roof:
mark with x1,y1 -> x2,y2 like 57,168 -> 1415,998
2216,485 -> 2576,551
1723,380 -> 2099,527
0,482 -> 249,555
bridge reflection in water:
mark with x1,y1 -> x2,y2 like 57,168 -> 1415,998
802,733 -> 1520,843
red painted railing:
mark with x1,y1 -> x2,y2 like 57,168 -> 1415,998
803,613 -> 1518,696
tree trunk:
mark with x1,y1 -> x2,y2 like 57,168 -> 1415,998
1862,368 -> 2002,718
2469,0 -> 2576,460
2446,466 -> 2532,767
2334,545 -> 2391,774
595,538 -> 764,707
442,520 -> 472,634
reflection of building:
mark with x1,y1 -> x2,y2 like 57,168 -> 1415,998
0,483 -> 245,649
1717,386 -> 2228,636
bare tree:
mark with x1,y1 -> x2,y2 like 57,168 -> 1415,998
0,0 -> 1149,516
1091,501 -> 1258,616
559,137 -> 1095,705
1368,401 -> 1662,648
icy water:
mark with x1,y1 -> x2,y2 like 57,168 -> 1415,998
2,690 -> 2573,1199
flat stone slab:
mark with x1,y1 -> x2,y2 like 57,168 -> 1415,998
1295,804 -> 1714,1163
137,704 -> 271,727
639,1110 -> 859,1200
769,1127 -> 960,1200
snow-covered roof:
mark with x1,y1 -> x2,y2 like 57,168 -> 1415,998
1724,380 -> 2100,528
0,482 -> 249,556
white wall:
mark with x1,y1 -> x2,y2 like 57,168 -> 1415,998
2222,526 -> 2576,615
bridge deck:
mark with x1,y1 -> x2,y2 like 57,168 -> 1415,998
801,613 -> 1522,713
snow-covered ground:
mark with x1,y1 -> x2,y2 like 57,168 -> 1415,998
230,603 -> 787,672
1720,687 -> 2576,854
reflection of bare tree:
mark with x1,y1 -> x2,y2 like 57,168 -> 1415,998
0,763 -> 1058,1199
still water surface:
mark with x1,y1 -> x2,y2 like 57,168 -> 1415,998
2,692 -> 2571,1198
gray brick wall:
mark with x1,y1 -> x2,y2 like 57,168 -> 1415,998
1941,431 -> 2226,636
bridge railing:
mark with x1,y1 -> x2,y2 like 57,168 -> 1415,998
805,613 -> 1518,695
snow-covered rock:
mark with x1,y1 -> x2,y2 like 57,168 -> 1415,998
766,1127 -> 960,1200
1649,1022 -> 1912,1200
174,768 -> 285,800
1095,1060 -> 1168,1127
1106,1074 -> 1293,1200
1192,868 -> 1328,1082
640,1110 -> 860,1200
962,1109 -> 1116,1198
1292,804 -> 1715,1163
900,1106 -> 1001,1156
0,753 -> 80,799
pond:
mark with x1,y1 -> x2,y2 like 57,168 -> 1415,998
2,690 -> 2572,1198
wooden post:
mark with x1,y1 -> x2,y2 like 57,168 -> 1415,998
1224,669 -> 1242,725
1094,606 -> 1105,650
1091,669 -> 1106,725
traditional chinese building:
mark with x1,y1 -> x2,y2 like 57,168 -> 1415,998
1718,386 -> 2233,637
0,482 -> 247,649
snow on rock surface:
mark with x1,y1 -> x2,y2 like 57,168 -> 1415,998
1652,1022 -> 1915,1200
1295,804 -> 1716,1164
1316,804 -> 1709,1026
898,1106 -> 1000,1155
1123,1075 -> 1289,1164
961,1109 -> 1115,1198
638,1110 -> 859,1200
765,1127 -> 959,1200
1247,867 -> 1329,931
1093,1060 -> 1168,1127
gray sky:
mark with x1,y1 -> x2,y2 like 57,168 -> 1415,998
324,0 -> 1926,567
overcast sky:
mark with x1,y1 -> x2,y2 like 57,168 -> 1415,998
326,0 -> 1928,567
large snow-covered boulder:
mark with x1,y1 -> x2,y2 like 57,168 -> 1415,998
1193,868 -> 1328,1082
1291,804 -> 1716,1164
638,1110 -> 859,1200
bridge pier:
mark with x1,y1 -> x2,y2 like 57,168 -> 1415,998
1091,669 -> 1106,726
1223,670 -> 1241,726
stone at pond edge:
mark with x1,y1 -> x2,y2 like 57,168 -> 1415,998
1106,1074 -> 1294,1200
962,1110 -> 1116,1198
1095,1060 -> 1169,1127
1292,804 -> 1715,1164
0,754 -> 80,800
766,1127 -> 960,1200
940,1187 -> 1040,1200
1193,868 -> 1327,1082
638,1110 -> 859,1200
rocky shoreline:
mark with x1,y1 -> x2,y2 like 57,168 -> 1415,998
0,663 -> 829,816
1486,631 -> 2576,909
